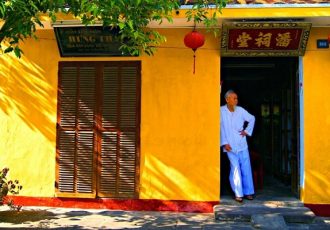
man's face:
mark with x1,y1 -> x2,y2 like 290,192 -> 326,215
226,93 -> 238,107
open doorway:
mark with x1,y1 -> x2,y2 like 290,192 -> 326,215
220,57 -> 300,199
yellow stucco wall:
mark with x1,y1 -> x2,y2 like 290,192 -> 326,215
302,27 -> 330,204
140,29 -> 220,201
2,6 -> 330,204
0,30 -> 59,196
0,28 -> 220,201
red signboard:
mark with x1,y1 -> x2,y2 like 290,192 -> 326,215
221,22 -> 311,57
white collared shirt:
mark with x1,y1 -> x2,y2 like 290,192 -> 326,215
220,105 -> 255,153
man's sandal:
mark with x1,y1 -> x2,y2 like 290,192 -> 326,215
234,197 -> 243,203
245,195 -> 254,200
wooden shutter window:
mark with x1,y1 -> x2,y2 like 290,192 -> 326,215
102,66 -> 118,128
58,130 -> 75,193
119,66 -> 138,196
100,132 -> 118,195
120,66 -> 137,128
57,64 -> 96,198
56,62 -> 140,199
118,132 -> 137,196
59,67 -> 77,128
78,67 -> 96,128
77,67 -> 96,194
98,64 -> 139,198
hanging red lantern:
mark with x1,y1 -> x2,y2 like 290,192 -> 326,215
184,30 -> 205,74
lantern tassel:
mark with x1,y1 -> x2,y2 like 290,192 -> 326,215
193,53 -> 196,74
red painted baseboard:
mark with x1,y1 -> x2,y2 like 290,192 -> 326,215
305,204 -> 330,217
7,196 -> 219,213
8,196 -> 328,216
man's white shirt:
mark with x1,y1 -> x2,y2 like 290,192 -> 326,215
220,105 -> 255,153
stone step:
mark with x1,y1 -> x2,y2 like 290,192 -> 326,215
214,205 -> 315,224
251,214 -> 288,229
220,195 -> 305,207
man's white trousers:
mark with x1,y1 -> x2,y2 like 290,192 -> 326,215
226,149 -> 254,197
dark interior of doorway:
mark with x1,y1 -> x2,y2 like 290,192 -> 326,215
220,57 -> 300,199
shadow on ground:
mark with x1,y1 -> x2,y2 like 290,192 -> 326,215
0,208 -> 221,229
0,210 -> 57,224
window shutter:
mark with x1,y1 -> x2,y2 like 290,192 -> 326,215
118,66 -> 138,197
78,67 -> 96,128
58,66 -> 77,194
102,67 -> 118,128
57,64 -> 96,198
120,66 -> 137,128
99,66 -> 119,196
118,132 -> 137,196
57,62 -> 140,199
99,131 -> 118,195
58,130 -> 75,193
59,67 -> 77,128
98,63 -> 140,198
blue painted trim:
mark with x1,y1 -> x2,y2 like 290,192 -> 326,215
299,57 -> 305,189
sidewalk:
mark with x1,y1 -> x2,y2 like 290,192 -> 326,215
0,205 -> 246,229
0,205 -> 330,229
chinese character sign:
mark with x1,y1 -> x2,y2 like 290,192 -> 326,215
221,22 -> 311,57
229,29 -> 302,50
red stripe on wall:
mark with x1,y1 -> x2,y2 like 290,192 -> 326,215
7,196 -> 219,213
305,204 -> 330,217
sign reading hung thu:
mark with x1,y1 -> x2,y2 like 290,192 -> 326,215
221,22 -> 312,57
54,26 -> 131,57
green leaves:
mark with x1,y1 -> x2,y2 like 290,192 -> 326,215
0,2 -> 6,18
0,0 -> 227,58
0,0 -> 47,57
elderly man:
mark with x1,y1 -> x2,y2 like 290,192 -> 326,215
221,90 -> 255,203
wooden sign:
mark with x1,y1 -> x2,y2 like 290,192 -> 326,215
221,22 -> 311,57
54,26 -> 131,57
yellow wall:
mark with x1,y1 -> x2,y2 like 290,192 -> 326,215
0,30 -> 59,196
302,27 -> 330,204
140,29 -> 220,201
2,5 -> 330,204
0,28 -> 220,201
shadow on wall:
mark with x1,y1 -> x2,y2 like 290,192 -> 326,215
0,52 -> 57,142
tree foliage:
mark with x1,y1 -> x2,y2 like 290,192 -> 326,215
0,0 -> 227,57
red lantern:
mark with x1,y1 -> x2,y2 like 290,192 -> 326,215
184,30 -> 205,74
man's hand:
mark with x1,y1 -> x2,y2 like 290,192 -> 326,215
239,130 -> 247,136
224,144 -> 232,152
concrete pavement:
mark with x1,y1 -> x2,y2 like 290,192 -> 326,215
0,205 -> 250,229
0,204 -> 330,229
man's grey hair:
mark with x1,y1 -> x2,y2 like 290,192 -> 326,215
224,90 -> 236,99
